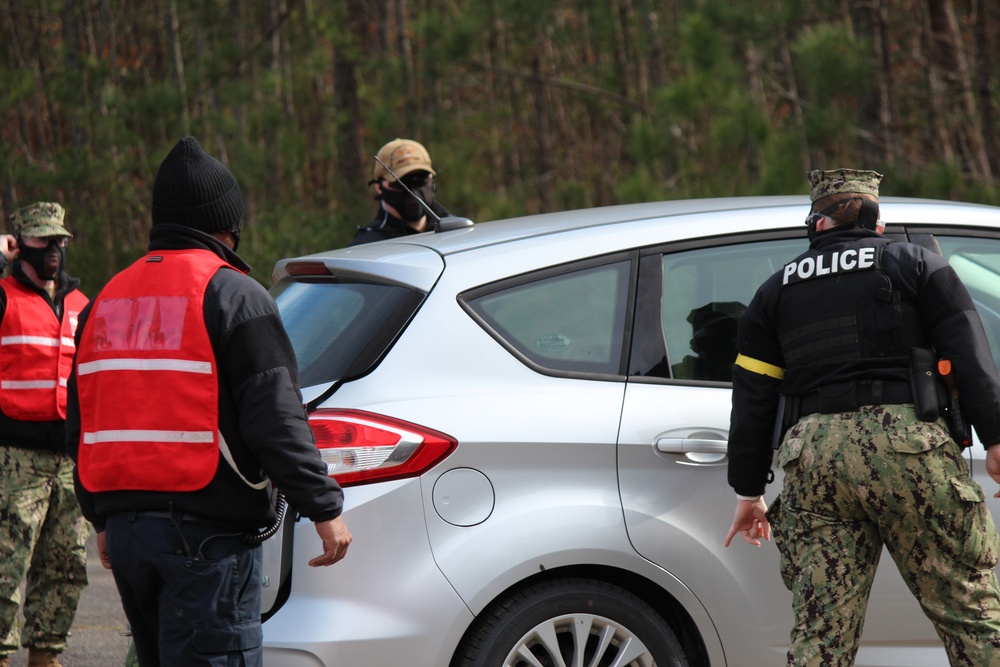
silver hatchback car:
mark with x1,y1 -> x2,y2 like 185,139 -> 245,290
261,196 -> 1000,667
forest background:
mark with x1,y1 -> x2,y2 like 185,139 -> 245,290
2,0 -> 998,293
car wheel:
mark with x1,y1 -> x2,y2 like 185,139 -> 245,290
453,577 -> 688,667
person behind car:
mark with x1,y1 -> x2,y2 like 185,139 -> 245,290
724,168 -> 1000,665
349,137 -> 452,245
65,136 -> 352,667
0,202 -> 90,667
671,301 -> 746,382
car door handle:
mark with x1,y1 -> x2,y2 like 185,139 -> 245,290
655,437 -> 728,455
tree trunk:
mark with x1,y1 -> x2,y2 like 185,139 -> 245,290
848,0 -> 883,167
531,52 -> 556,211
640,0 -> 666,90
611,0 -> 632,99
166,0 -> 190,136
875,0 -> 901,166
483,1 -> 507,194
778,30 -> 811,172
971,0 -> 999,177
333,0 -> 365,194
396,0 -> 415,100
926,0 -> 992,182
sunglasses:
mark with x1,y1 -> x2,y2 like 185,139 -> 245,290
398,172 -> 432,190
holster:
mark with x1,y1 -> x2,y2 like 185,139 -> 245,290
910,347 -> 944,422
943,398 -> 972,447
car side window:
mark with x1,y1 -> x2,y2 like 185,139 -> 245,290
463,260 -> 632,376
660,239 -> 803,382
933,235 -> 1000,374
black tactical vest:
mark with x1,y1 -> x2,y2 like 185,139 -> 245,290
776,237 -> 928,394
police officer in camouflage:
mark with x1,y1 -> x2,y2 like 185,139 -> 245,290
0,203 -> 89,667
725,169 -> 1000,666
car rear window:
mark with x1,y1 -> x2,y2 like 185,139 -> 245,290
271,278 -> 425,387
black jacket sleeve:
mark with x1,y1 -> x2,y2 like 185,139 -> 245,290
728,274 -> 785,496
884,244 -> 1000,447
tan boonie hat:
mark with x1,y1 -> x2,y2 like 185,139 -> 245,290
807,168 -> 883,202
10,202 -> 73,238
373,138 -> 436,182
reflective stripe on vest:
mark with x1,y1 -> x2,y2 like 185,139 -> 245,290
0,277 -> 87,421
76,249 -> 235,493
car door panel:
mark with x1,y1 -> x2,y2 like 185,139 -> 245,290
618,232 -> 963,666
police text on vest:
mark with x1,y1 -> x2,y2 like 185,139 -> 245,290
782,247 -> 876,285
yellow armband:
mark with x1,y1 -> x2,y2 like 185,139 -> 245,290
735,354 -> 784,380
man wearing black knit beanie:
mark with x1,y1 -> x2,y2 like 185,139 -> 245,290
66,136 -> 351,667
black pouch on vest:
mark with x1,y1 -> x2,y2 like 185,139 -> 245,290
910,347 -> 940,421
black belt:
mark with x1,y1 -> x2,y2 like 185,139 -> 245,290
798,380 -> 912,417
123,510 -> 238,530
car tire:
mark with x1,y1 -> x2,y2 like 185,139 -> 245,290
452,577 -> 688,667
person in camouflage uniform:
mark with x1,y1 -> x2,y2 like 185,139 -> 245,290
725,169 -> 1000,665
0,203 -> 90,667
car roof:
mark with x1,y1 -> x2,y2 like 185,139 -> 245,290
274,195 -> 1000,282
414,195 -> 1000,254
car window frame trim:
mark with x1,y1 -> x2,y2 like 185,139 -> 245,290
628,227 -> 808,386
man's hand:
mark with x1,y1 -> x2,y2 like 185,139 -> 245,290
724,497 -> 771,547
308,515 -> 352,567
96,530 -> 112,570
987,445 -> 1000,497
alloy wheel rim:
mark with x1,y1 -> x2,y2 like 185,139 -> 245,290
502,612 -> 656,667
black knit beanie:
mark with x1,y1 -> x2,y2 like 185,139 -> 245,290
151,136 -> 243,235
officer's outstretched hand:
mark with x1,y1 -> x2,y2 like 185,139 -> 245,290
309,515 -> 352,567
724,497 -> 771,548
986,444 -> 1000,497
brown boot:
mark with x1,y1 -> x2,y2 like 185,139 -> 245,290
27,648 -> 62,667
0,654 -> 9,667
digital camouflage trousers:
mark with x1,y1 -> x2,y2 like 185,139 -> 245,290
768,404 -> 1000,667
0,445 -> 89,656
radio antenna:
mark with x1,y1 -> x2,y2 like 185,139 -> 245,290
373,155 -> 441,223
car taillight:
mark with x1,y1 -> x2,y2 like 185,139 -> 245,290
307,409 -> 457,487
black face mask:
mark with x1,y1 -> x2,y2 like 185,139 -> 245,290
18,237 -> 65,280
380,177 -> 436,222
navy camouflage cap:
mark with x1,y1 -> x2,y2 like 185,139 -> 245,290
807,168 -> 882,202
10,202 -> 73,238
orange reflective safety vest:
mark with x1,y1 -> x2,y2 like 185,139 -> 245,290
76,249 -> 236,492
0,277 -> 87,421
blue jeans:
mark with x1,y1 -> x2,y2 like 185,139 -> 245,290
105,512 -> 263,667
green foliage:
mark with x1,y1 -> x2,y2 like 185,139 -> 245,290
755,133 -> 812,196
791,24 -> 874,105
0,0 -> 998,297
